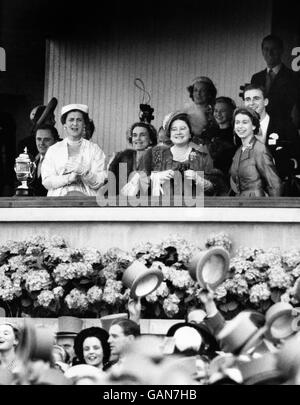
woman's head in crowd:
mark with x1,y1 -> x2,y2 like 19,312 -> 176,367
74,327 -> 110,369
233,107 -> 260,140
127,122 -> 157,151
214,97 -> 236,128
0,323 -> 19,353
187,76 -> 217,107
61,104 -> 90,140
165,112 -> 193,147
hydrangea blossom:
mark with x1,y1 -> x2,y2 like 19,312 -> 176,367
65,289 -> 89,310
24,270 -> 52,292
163,293 -> 180,317
267,265 -> 293,289
37,290 -> 55,307
205,232 -> 232,252
87,286 -> 103,304
249,283 -> 271,303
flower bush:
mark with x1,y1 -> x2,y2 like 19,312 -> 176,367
0,232 -> 300,319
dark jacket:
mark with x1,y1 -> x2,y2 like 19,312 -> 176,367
230,137 -> 282,197
251,64 -> 300,123
29,155 -> 48,196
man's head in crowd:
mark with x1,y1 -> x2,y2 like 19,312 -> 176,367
108,319 -> 140,360
261,34 -> 284,69
35,125 -> 59,157
243,84 -> 268,120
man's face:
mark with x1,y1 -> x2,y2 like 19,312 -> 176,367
56,336 -> 75,361
36,129 -> 56,156
244,89 -> 268,118
108,325 -> 132,358
262,39 -> 283,68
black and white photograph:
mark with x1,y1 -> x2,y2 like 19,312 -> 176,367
0,0 -> 300,387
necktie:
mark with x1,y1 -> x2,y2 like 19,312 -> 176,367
37,156 -> 43,177
265,69 -> 275,94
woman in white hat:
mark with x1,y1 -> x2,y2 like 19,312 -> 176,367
42,104 -> 106,196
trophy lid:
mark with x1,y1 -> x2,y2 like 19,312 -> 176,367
16,147 -> 32,163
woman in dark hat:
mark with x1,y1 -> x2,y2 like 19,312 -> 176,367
107,121 -> 157,196
143,112 -> 227,198
230,107 -> 282,197
73,327 -> 110,371
42,104 -> 106,196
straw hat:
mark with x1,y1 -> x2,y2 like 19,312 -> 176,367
187,247 -> 230,289
122,261 -> 163,299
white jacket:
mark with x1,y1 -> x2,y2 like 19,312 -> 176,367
42,138 -> 106,196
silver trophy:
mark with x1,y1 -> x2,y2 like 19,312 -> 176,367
14,147 -> 35,196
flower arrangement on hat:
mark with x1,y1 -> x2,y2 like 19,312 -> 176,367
1,233 -> 300,320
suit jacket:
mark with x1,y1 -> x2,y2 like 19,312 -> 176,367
29,155 -> 48,196
263,115 -> 300,179
251,64 -> 300,123
230,137 -> 282,197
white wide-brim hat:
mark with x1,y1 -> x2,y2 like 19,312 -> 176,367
265,302 -> 300,341
122,261 -> 163,299
61,104 -> 89,117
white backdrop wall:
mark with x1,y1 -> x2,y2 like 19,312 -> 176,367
44,0 -> 272,161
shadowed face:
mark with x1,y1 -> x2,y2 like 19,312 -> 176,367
36,129 -> 56,156
193,82 -> 210,106
262,39 -> 283,68
214,102 -> 233,126
131,126 -> 151,151
108,325 -> 132,358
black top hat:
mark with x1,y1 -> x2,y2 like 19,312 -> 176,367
34,97 -> 57,130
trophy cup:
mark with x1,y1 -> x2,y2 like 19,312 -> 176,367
14,147 -> 35,196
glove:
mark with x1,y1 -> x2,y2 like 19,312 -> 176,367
64,159 -> 88,176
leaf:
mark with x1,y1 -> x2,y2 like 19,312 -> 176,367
154,304 -> 161,317
21,298 -> 32,307
79,278 -> 91,285
227,301 -> 239,311
219,304 -> 229,312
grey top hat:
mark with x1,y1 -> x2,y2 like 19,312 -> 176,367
56,316 -> 83,337
265,302 -> 300,341
122,261 -> 163,299
187,247 -> 230,290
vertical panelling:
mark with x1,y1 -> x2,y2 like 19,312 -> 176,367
45,0 -> 272,160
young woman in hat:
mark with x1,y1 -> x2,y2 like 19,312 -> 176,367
42,104 -> 106,196
107,121 -> 157,196
73,327 -> 110,371
230,107 -> 282,197
143,112 -> 226,198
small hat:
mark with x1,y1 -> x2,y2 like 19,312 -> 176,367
217,312 -> 261,354
16,319 -> 54,363
236,352 -> 282,385
35,97 -> 58,128
122,261 -> 163,299
265,302 -> 300,341
61,104 -> 89,117
190,76 -> 215,87
187,247 -> 230,290
56,316 -> 83,337
100,313 -> 128,333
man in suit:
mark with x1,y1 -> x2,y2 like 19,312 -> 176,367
243,84 -> 300,180
251,34 -> 300,128
30,125 -> 60,196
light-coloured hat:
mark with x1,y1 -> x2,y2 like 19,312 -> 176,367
61,104 -> 89,117
236,352 -> 282,385
122,261 -> 163,299
265,302 -> 300,341
217,312 -> 260,354
37,369 -> 72,385
56,316 -> 83,337
100,313 -> 128,332
187,247 -> 230,290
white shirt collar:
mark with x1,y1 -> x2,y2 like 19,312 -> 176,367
267,64 -> 281,75
259,113 -> 270,143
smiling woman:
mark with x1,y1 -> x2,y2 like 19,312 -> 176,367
41,104 -> 107,197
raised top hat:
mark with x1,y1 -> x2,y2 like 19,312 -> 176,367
217,312 -> 260,354
100,313 -> 128,332
265,302 -> 300,341
56,316 -> 83,337
61,104 -> 89,117
187,247 -> 230,290
35,97 -> 58,128
122,261 -> 163,299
